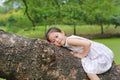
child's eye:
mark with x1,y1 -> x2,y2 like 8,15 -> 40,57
56,35 -> 58,38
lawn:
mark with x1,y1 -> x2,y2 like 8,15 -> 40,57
1,24 -> 120,38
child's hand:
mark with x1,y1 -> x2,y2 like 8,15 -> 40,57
70,51 -> 84,58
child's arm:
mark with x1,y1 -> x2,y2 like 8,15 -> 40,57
67,38 -> 91,58
70,51 -> 84,58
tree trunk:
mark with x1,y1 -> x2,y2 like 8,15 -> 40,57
0,30 -> 120,80
100,24 -> 104,34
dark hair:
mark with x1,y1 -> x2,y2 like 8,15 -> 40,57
46,27 -> 61,42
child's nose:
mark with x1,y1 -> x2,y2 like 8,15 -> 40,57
55,38 -> 59,42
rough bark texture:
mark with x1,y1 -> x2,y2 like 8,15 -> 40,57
0,30 -> 120,80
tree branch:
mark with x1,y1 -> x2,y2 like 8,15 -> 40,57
22,0 -> 35,27
0,30 -> 120,80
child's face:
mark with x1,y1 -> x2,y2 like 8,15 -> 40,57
48,31 -> 66,46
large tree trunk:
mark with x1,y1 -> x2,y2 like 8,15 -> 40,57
0,30 -> 120,80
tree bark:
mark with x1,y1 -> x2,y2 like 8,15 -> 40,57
0,30 -> 120,80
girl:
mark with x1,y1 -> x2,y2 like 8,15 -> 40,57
46,27 -> 114,80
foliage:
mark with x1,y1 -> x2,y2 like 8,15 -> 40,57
0,10 -> 32,32
0,78 -> 6,80
0,0 -> 120,33
24,0 -> 120,25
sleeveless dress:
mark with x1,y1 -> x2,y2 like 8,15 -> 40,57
64,35 -> 114,74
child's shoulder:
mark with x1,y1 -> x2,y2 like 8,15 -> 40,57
68,35 -> 87,40
68,35 -> 81,38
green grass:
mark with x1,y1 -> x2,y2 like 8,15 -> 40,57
1,25 -> 120,38
93,38 -> 120,64
54,25 -> 120,35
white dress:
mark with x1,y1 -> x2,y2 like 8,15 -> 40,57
64,35 -> 114,74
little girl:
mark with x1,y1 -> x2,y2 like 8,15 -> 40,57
46,27 -> 114,80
